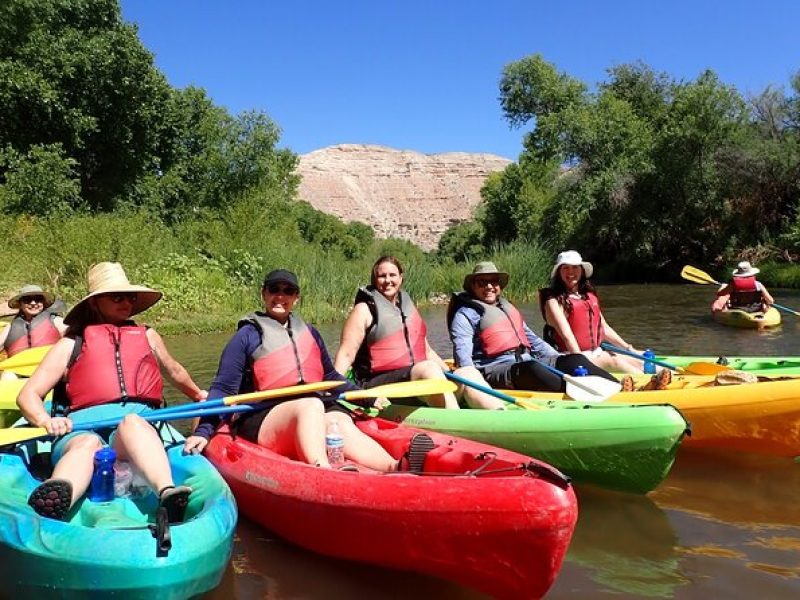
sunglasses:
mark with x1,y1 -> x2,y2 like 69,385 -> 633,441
103,292 -> 138,304
265,284 -> 299,296
474,278 -> 501,288
21,295 -> 46,304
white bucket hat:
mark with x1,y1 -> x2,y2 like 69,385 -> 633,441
64,262 -> 162,326
8,284 -> 55,310
732,261 -> 760,278
551,250 -> 594,279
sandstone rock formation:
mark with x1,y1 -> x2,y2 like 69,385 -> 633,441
296,144 -> 513,251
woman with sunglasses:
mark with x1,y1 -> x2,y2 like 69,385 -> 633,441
184,269 -> 411,471
334,255 -> 464,409
17,262 -> 207,521
448,261 -> 619,395
0,284 -> 67,363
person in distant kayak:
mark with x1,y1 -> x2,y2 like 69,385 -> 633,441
334,255 -> 467,409
539,251 -> 645,375
17,262 -> 207,522
0,284 -> 67,364
711,261 -> 774,313
448,261 -> 620,396
185,268 -> 434,471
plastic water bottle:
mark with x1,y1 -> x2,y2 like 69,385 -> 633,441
572,365 -> 589,377
643,349 -> 657,375
89,447 -> 117,502
114,460 -> 133,498
325,421 -> 345,467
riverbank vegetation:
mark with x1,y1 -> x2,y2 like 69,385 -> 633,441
2,2 -> 799,333
439,55 -> 800,284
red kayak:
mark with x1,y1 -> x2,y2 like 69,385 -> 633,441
205,417 -> 578,598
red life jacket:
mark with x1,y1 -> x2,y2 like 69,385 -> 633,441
730,276 -> 763,308
241,313 -> 324,390
352,287 -> 428,379
552,292 -> 604,352
4,309 -> 62,357
66,324 -> 163,411
448,292 -> 531,358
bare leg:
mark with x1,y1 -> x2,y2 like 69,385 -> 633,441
256,397 -> 330,467
592,351 -> 644,374
51,433 -> 104,505
410,360 -> 460,409
326,412 -> 399,471
113,414 -> 174,493
452,366 -> 506,409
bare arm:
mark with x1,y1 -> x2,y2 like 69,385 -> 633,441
424,338 -> 451,371
761,285 -> 775,305
333,303 -> 372,375
0,322 -> 11,347
52,315 -> 68,336
599,315 -> 635,352
146,328 -> 206,401
544,298 -> 582,353
17,338 -> 74,432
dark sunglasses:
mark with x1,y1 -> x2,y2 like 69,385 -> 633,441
474,278 -> 501,288
20,295 -> 46,304
104,292 -> 138,304
265,283 -> 299,296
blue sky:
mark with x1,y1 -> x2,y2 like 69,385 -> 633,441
121,1 -> 800,160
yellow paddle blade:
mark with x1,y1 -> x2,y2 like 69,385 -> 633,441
0,426 -> 48,446
0,379 -> 28,411
342,379 -> 457,401
0,345 -> 53,373
221,381 -> 341,406
680,362 -> 731,375
680,265 -> 721,286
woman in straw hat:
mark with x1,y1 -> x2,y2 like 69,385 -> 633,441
711,261 -> 774,313
0,284 -> 67,360
539,250 -> 645,374
184,268 -> 433,472
447,261 -> 619,396
333,255 -> 463,410
17,262 -> 207,522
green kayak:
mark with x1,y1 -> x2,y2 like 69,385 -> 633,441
660,355 -> 800,377
376,401 -> 689,494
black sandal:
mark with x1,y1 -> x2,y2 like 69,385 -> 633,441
28,479 -> 73,521
404,433 -> 436,474
158,485 -> 192,523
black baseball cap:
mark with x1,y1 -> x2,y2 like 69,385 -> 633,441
262,269 -> 300,291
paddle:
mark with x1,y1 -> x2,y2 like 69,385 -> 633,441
600,342 -> 730,376
143,381 -> 342,419
0,379 -> 28,411
530,357 -> 621,402
443,370 -> 518,404
681,265 -> 800,317
152,378 -> 459,418
0,402 -> 255,446
0,345 -> 52,375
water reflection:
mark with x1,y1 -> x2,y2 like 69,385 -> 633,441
549,489 -> 686,599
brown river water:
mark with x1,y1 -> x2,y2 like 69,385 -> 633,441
160,284 -> 800,599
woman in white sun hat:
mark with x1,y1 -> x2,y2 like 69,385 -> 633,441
711,261 -> 774,313
539,250 -> 646,375
17,262 -> 207,522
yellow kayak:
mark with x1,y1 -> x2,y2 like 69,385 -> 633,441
711,306 -> 781,329
508,373 -> 800,457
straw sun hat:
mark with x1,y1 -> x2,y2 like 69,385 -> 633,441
8,284 -> 55,310
64,262 -> 162,326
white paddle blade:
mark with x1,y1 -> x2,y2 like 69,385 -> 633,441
563,375 -> 621,402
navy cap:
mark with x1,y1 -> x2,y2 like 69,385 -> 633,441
262,269 -> 300,291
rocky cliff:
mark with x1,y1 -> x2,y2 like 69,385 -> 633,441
296,144 -> 512,251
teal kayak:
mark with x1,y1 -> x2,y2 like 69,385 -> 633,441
660,355 -> 800,377
376,401 -> 689,494
0,427 -> 236,598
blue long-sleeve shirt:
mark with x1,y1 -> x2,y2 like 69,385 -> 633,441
450,305 -> 559,369
192,322 -> 359,439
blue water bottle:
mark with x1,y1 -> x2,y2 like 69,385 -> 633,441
643,349 -> 656,375
89,447 -> 117,502
573,365 -> 589,377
